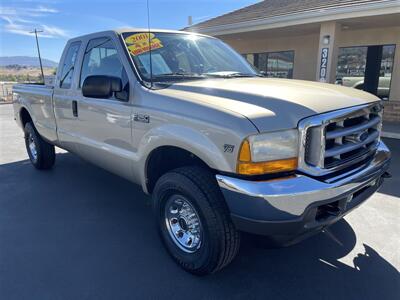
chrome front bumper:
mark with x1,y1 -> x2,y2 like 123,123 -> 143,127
216,141 -> 391,242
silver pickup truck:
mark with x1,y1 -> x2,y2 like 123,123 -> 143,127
13,29 -> 391,275
339,76 -> 391,99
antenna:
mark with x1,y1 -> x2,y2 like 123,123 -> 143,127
146,0 -> 153,89
29,29 -> 45,84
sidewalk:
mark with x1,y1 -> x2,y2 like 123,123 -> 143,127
382,121 -> 400,139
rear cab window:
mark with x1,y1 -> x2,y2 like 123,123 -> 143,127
59,41 -> 81,89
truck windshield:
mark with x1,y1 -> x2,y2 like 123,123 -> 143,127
121,32 -> 258,83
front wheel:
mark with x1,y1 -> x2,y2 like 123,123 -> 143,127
24,122 -> 55,170
152,166 -> 240,275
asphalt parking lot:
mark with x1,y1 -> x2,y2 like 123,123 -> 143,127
0,103 -> 399,299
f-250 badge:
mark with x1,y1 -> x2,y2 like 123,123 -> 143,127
134,113 -> 150,123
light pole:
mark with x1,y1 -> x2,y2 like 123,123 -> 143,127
30,29 -> 45,83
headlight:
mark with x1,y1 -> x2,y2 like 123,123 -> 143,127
237,129 -> 298,175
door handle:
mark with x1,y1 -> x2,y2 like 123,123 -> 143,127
72,100 -> 78,117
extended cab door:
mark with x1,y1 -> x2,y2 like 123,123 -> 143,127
71,36 -> 134,180
53,40 -> 82,152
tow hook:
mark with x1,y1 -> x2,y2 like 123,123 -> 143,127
382,172 -> 392,179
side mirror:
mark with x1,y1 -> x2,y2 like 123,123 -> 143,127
82,75 -> 122,99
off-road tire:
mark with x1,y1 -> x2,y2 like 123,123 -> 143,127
24,122 -> 55,170
152,166 -> 240,275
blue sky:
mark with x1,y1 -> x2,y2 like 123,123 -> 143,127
0,0 -> 258,62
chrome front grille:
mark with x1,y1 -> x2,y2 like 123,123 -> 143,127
299,103 -> 383,176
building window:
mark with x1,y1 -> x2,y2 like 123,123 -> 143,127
380,45 -> 396,100
336,45 -> 396,100
336,46 -> 368,80
243,51 -> 294,78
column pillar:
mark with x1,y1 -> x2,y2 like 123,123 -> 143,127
316,21 -> 341,84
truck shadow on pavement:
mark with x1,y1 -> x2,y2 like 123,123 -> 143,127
0,152 -> 399,300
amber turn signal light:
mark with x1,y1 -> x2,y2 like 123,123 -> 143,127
237,158 -> 298,175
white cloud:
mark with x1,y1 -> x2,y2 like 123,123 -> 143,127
41,24 -> 68,38
36,6 -> 59,14
0,3 -> 67,38
0,5 -> 57,18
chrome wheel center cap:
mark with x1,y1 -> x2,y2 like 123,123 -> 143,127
28,134 -> 37,161
165,195 -> 202,253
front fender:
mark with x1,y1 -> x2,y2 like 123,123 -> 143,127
352,80 -> 364,89
137,124 -> 235,193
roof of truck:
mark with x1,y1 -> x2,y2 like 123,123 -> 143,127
114,28 -> 193,34
69,28 -> 208,41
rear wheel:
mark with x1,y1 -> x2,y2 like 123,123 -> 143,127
24,122 -> 55,170
152,166 -> 240,275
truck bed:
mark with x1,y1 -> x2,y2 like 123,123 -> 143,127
13,83 -> 58,143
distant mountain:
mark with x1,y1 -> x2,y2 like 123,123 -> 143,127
0,56 -> 58,68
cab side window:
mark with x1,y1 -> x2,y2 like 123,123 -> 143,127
80,37 -> 129,100
59,41 -> 81,89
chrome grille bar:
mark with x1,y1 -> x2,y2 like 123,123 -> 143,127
325,131 -> 379,158
325,116 -> 380,140
298,102 -> 382,177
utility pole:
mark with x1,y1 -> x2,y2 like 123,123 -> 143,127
30,29 -> 45,83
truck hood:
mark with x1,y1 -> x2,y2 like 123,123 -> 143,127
158,77 -> 379,132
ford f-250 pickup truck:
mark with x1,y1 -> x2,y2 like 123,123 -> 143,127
13,29 -> 391,275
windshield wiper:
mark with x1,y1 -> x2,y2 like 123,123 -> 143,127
153,72 -> 206,78
151,72 -> 208,83
204,71 -> 258,78
150,71 -> 259,82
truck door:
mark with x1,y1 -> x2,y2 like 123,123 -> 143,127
72,36 -> 134,180
53,41 -> 82,152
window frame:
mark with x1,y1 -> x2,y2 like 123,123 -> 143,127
120,31 -> 258,85
59,41 -> 82,89
336,44 -> 396,101
79,36 -> 129,101
243,50 -> 295,79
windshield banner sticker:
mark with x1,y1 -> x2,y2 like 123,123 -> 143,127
125,33 -> 163,56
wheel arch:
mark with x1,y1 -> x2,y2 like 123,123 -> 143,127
145,145 -> 213,194
139,123 -> 235,194
19,106 -> 33,128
